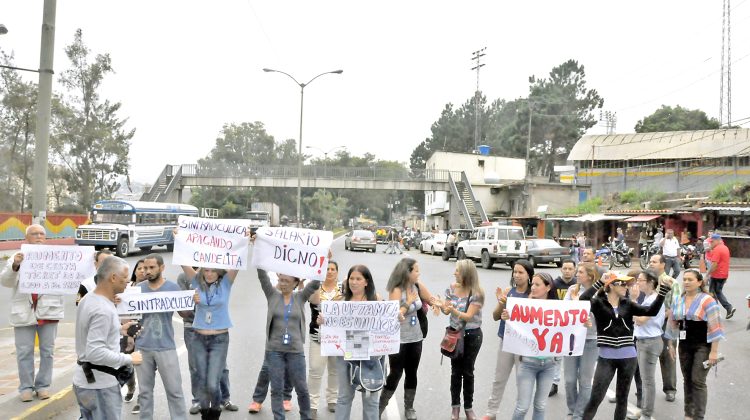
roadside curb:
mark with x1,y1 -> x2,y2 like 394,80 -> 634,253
10,386 -> 76,420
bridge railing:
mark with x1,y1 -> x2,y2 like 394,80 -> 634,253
180,164 -> 459,181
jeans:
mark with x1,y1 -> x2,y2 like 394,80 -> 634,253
334,357 -> 379,420
14,323 -> 57,393
709,277 -> 733,312
135,349 -> 187,420
485,338 -> 519,417
385,341 -> 422,391
552,359 -> 561,385
267,350 -> 311,420
74,384 -> 122,420
582,356 -> 638,420
308,340 -> 338,409
192,332 -> 229,410
659,337 -> 677,395
679,344 -> 711,420
184,327 -> 232,405
450,328 -> 482,409
512,357 -> 557,420
636,337 -> 663,417
563,338 -> 598,420
252,353 -> 294,403
664,256 -> 681,279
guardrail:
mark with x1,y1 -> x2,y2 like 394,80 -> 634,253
179,164 -> 460,182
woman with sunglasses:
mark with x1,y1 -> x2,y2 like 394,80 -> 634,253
579,272 -> 672,420
665,269 -> 724,420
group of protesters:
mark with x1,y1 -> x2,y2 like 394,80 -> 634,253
0,224 -> 732,420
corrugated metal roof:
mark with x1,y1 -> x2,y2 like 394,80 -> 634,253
699,206 -> 750,212
567,128 -> 750,161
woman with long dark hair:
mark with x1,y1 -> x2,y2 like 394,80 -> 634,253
579,272 -> 671,420
380,257 -> 437,419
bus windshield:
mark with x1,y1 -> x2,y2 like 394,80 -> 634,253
92,211 -> 133,225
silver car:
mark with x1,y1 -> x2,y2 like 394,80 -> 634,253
344,230 -> 377,252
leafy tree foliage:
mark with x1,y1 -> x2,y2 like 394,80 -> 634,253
52,29 -> 134,211
635,105 -> 721,133
303,190 -> 348,229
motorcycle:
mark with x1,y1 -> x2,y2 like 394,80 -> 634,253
595,243 -> 611,266
610,240 -> 633,268
639,241 -> 660,269
681,243 -> 696,269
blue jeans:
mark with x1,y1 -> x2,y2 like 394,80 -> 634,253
636,337 -> 663,418
74,384 -> 122,420
184,327 -> 232,404
252,353 -> 294,403
135,349 -> 187,420
334,357 -> 379,420
512,357 -> 558,420
192,332 -> 229,410
267,351 -> 311,420
563,338 -> 598,420
14,323 -> 57,393
664,256 -> 681,278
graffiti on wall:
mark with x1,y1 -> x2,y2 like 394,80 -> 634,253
0,213 -> 89,241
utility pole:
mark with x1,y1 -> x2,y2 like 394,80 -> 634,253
31,0 -> 56,224
599,110 -> 617,134
719,0 -> 732,126
470,47 -> 486,153
523,101 -> 534,216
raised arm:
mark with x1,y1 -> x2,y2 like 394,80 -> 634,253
257,268 -> 277,298
300,279 -> 322,302
629,284 -> 669,317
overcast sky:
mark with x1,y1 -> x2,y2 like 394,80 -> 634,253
2,1 -> 749,183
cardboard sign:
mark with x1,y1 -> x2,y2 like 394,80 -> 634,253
18,244 -> 96,295
251,227 -> 333,281
116,290 -> 195,315
173,216 -> 250,270
319,300 -> 400,360
502,297 -> 591,357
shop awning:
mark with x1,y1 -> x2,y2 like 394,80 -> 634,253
545,214 -> 628,222
699,206 -> 750,212
623,215 -> 661,222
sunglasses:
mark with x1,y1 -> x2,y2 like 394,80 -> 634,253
611,281 -> 628,287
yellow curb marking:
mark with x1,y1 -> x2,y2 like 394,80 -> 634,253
10,385 -> 73,420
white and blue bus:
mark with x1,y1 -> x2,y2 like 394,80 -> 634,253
75,200 -> 199,257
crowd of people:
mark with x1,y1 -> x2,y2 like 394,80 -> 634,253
0,224 -> 736,420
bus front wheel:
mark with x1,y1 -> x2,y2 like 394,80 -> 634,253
116,237 -> 129,257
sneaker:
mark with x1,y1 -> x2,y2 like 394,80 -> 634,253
627,408 -> 641,419
248,401 -> 262,414
131,404 -> 141,414
283,400 -> 293,411
727,307 -> 736,320
124,392 -> 135,403
548,383 -> 558,397
328,402 -> 336,413
665,392 -> 676,402
609,395 -> 617,403
189,402 -> 201,415
222,401 -> 239,412
19,390 -> 33,402
36,390 -> 50,400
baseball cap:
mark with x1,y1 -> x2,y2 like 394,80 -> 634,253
711,233 -> 722,240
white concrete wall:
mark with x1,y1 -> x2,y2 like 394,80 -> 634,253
426,151 -> 525,184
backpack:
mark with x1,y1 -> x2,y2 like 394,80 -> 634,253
348,356 -> 386,394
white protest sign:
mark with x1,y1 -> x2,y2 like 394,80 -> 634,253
173,216 -> 250,270
502,297 -> 591,357
251,227 -> 333,281
18,244 -> 96,295
116,290 -> 195,315
319,300 -> 400,360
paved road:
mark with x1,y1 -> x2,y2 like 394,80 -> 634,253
18,238 -> 749,420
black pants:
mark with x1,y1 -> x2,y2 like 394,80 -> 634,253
450,328 -> 483,409
385,341 -> 422,391
679,343 -> 711,420
583,356 -> 638,420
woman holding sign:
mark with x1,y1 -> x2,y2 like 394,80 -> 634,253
180,265 -> 240,419
482,260 -> 533,420
499,272 -> 558,420
380,258 -> 437,420
439,259 -> 485,420
579,272 -> 672,420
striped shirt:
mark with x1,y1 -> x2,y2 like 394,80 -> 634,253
666,292 -> 724,343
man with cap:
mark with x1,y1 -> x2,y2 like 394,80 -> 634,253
706,234 -> 736,319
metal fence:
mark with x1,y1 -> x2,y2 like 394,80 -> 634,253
179,164 -> 460,182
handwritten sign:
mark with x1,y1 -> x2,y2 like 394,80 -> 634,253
173,216 -> 250,270
503,297 -> 591,357
116,290 -> 195,315
319,300 -> 400,359
251,227 -> 333,281
18,244 -> 96,295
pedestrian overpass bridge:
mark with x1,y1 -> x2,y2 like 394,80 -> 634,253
141,164 -> 461,203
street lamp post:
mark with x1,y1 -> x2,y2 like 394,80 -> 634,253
263,68 -> 343,227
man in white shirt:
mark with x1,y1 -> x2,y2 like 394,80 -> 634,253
659,229 -> 681,278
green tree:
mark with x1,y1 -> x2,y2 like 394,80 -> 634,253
51,29 -> 134,210
302,190 -> 348,228
634,105 -> 721,133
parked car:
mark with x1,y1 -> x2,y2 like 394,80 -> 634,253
455,224 -> 528,269
419,233 -> 448,255
442,229 -> 474,261
375,226 -> 391,244
345,230 -> 377,252
526,239 -> 572,267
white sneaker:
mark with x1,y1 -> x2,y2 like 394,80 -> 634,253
626,409 -> 641,419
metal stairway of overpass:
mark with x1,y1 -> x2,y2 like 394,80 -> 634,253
448,172 -> 488,230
